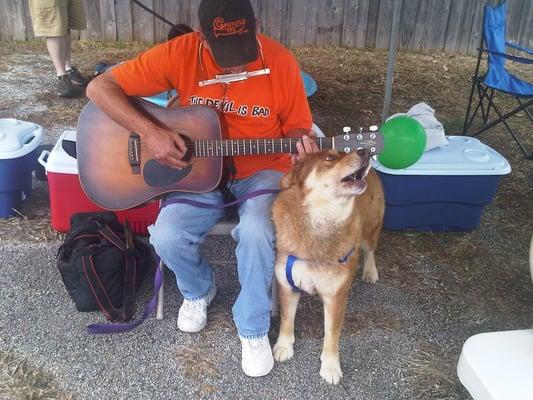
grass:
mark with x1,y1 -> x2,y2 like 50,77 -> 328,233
173,345 -> 221,379
0,217 -> 61,244
403,341 -> 466,400
0,349 -> 72,400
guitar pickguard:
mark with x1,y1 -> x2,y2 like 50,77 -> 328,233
143,159 -> 193,187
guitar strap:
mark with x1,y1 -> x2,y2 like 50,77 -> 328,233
219,158 -> 236,197
131,0 -> 174,27
215,111 -> 237,207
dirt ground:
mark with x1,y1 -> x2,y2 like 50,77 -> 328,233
0,41 -> 532,399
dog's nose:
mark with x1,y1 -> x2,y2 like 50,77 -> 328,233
357,148 -> 369,158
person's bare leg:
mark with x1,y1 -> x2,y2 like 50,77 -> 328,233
62,31 -> 88,86
64,32 -> 72,71
46,34 -> 81,97
46,36 -> 67,76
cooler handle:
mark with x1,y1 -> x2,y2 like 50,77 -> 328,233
22,129 -> 44,150
38,150 -> 50,169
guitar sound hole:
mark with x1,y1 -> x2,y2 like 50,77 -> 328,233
180,134 -> 193,162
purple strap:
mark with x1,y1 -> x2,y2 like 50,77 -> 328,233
86,188 -> 279,334
161,189 -> 280,209
86,264 -> 162,334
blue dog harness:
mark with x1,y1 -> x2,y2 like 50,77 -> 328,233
285,247 -> 356,293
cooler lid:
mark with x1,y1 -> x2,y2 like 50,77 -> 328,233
373,136 -> 512,176
0,118 -> 44,159
46,130 -> 78,174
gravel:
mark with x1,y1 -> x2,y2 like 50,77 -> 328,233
1,239 -> 424,400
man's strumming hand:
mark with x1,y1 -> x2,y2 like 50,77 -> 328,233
144,128 -> 189,169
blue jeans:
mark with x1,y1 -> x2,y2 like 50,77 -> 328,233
148,169 -> 283,339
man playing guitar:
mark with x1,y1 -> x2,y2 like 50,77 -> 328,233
86,0 -> 317,378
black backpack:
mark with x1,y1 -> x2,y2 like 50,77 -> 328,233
57,211 -> 154,323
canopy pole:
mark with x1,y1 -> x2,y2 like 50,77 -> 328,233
381,0 -> 403,125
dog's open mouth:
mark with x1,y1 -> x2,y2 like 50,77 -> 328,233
341,162 -> 369,183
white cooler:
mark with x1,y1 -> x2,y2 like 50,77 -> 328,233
0,119 -> 44,217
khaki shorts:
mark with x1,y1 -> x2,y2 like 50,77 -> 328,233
29,0 -> 86,37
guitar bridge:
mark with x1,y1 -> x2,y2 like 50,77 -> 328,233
128,134 -> 141,174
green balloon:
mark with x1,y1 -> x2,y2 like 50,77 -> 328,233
378,116 -> 426,169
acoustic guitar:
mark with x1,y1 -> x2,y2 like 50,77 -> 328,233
77,98 -> 384,210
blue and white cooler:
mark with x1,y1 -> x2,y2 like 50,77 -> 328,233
374,136 -> 511,232
0,119 -> 44,217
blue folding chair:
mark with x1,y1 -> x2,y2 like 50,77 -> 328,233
462,1 -> 533,159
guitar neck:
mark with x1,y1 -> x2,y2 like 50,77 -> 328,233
193,137 -> 335,158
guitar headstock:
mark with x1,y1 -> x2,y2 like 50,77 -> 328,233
332,126 -> 384,156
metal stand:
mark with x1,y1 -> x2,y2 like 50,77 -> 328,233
156,259 -> 164,320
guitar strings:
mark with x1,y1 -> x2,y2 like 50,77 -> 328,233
135,139 -> 335,156
135,137 -> 334,150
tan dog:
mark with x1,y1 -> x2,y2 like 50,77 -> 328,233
272,148 -> 384,384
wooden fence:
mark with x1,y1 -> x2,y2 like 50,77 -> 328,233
1,0 -> 531,54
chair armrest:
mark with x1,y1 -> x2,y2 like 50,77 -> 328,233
481,48 -> 533,64
506,41 -> 533,55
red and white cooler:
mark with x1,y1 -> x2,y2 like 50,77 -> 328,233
38,130 -> 159,235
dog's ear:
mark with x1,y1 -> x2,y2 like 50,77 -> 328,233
280,158 -> 307,189
280,170 -> 294,190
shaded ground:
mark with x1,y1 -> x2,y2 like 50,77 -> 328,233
0,41 -> 532,399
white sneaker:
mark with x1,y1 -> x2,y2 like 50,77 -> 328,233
177,282 -> 216,333
240,335 -> 274,377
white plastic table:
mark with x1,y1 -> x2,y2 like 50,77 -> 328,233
457,329 -> 533,400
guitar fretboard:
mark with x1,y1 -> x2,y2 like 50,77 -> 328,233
193,137 -> 334,157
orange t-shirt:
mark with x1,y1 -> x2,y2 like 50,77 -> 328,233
111,32 -> 312,179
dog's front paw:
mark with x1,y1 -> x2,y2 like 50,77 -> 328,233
320,362 -> 343,385
362,267 -> 379,284
273,339 -> 294,362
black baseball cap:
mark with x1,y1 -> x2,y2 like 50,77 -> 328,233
198,0 -> 258,68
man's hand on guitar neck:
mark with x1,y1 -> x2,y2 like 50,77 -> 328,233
287,129 -> 319,165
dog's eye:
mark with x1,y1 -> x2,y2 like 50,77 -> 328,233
324,154 -> 337,161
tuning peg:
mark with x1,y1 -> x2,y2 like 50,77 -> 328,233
369,125 -> 379,139
342,126 -> 351,140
